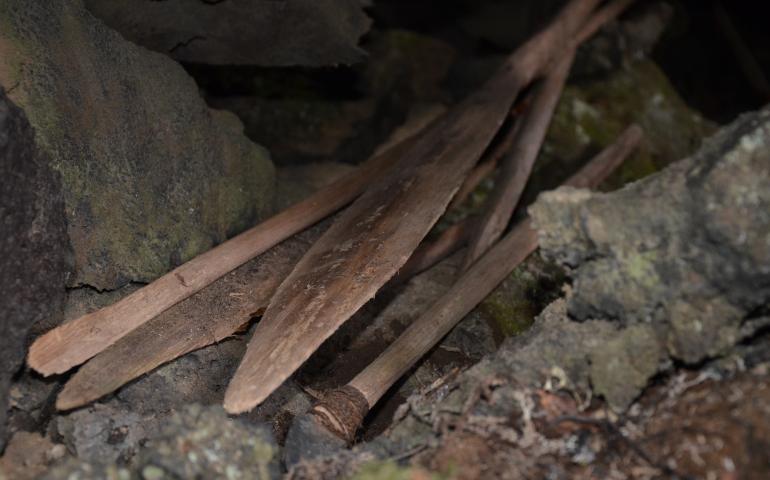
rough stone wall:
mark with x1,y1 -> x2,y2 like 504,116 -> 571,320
0,0 -> 275,290
0,90 -> 70,450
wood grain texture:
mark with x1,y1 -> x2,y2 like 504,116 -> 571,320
51,108 -> 448,408
463,49 -> 575,270
27,109 -> 426,377
223,0 -> 603,414
55,226 -> 323,410
350,124 -> 643,408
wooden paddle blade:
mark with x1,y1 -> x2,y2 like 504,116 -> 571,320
55,228 -> 321,411
223,96 -> 511,414
224,0 -> 604,414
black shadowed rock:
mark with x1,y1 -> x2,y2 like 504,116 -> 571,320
84,0 -> 371,67
0,90 -> 70,451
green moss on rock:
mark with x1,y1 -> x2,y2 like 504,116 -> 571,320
350,461 -> 445,480
0,0 -> 275,289
531,59 -> 715,196
480,255 -> 565,340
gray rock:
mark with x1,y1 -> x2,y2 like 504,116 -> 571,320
284,414 -> 347,468
0,90 -> 70,450
84,0 -> 371,67
529,105 -> 770,407
0,0 -> 275,290
56,401 -> 158,465
50,405 -> 279,479
137,405 -> 279,480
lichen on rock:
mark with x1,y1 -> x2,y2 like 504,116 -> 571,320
0,0 -> 275,290
46,405 -> 279,480
529,105 -> 770,408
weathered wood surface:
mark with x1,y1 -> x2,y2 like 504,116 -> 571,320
55,226 -> 322,410
312,124 -> 643,442
224,0 -> 603,414
463,49 -> 575,270
53,107 -> 447,409
27,104 -> 432,377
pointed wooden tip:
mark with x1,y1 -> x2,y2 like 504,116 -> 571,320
27,320 -> 91,376
55,364 -> 112,411
55,385 -> 85,411
223,369 -> 283,415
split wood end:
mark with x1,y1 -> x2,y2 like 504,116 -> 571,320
310,386 -> 369,444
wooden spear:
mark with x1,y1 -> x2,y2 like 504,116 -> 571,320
311,124 -> 644,442
223,0 -> 605,415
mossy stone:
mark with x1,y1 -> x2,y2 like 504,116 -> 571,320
0,0 -> 275,289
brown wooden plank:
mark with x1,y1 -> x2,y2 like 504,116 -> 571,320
223,0 -> 603,414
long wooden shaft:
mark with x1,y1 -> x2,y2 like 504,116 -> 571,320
462,49 -> 575,271
310,125 -> 641,443
348,124 -> 642,415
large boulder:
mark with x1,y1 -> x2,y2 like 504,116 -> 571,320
529,105 -> 770,407
0,90 -> 70,450
0,0 -> 275,289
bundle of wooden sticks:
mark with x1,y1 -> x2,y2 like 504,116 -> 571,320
29,0 -> 640,442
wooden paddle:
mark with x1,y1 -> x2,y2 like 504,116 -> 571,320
224,0 -> 606,414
